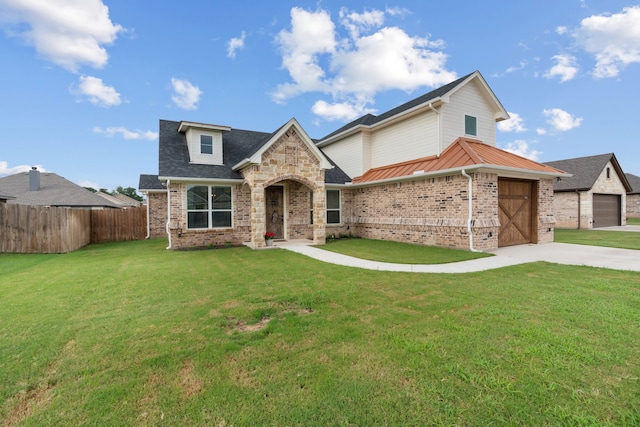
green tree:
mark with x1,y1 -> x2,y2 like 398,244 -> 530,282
116,186 -> 143,202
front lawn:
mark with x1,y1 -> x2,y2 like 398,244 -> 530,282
555,228 -> 640,250
321,238 -> 491,264
2,239 -> 639,426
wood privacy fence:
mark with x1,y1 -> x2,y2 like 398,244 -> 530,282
0,204 -> 147,253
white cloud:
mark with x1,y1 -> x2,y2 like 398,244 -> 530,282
93,126 -> 158,140
544,54 -> 579,82
572,5 -> 640,78
273,6 -> 456,122
227,31 -> 246,59
500,140 -> 541,161
556,26 -> 569,35
0,161 -> 46,176
0,0 -> 123,72
536,128 -> 547,135
170,78 -> 202,110
542,108 -> 583,132
73,75 -> 121,107
497,112 -> 526,133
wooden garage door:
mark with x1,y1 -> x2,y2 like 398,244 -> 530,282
498,178 -> 536,247
593,194 -> 620,228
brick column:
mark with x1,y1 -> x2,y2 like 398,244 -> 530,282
312,187 -> 326,245
250,184 -> 266,248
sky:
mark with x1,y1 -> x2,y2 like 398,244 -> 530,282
1,0 -> 639,192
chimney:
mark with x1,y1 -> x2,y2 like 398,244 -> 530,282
29,167 -> 40,191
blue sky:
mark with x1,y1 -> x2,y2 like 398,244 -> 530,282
1,0 -> 639,191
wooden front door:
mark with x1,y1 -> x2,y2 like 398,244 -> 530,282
498,178 -> 536,247
265,186 -> 284,239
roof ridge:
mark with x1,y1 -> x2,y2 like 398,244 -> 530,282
455,138 -> 485,164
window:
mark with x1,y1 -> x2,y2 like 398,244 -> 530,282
606,167 -> 611,179
326,190 -> 341,224
187,185 -> 232,229
465,115 -> 477,136
309,191 -> 314,225
200,135 -> 213,155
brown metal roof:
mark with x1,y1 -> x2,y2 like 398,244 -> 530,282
352,138 -> 566,184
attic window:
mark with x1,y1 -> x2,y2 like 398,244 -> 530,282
465,115 -> 477,136
606,167 -> 611,179
200,135 -> 213,155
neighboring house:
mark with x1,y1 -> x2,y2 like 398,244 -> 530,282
0,193 -> 15,203
140,71 -> 568,250
625,173 -> 640,219
0,167 -> 119,209
545,153 -> 631,228
95,191 -> 141,208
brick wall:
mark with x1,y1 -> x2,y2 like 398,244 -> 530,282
536,179 -> 556,242
341,172 -> 501,251
147,192 -> 167,238
628,194 -> 640,218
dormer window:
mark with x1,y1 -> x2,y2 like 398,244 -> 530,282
200,135 -> 213,155
465,115 -> 477,136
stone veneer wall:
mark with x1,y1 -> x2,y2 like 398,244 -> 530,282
147,192 -> 167,238
167,182 -> 252,249
628,194 -> 640,218
553,191 -> 584,229
341,172 -> 501,251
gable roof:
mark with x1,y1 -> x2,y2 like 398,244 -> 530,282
352,138 -> 567,184
317,71 -> 509,146
0,171 -> 119,208
158,119 -> 350,184
544,153 -> 632,192
625,173 -> 640,195
232,118 -> 333,171
95,191 -> 140,207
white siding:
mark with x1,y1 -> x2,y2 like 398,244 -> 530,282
321,133 -> 364,178
186,129 -> 224,165
370,110 -> 437,168
441,80 -> 497,149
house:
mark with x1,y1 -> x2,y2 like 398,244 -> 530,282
625,173 -> 640,219
140,71 -> 568,250
0,167 -> 119,209
138,174 -> 168,238
545,153 -> 631,228
95,191 -> 141,208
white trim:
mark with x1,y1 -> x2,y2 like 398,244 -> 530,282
178,121 -> 231,133
158,176 -> 242,185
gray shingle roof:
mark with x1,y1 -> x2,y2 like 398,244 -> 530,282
318,72 -> 475,142
157,119 -> 352,184
544,153 -> 631,192
138,174 -> 166,191
626,173 -> 640,195
0,171 -> 119,208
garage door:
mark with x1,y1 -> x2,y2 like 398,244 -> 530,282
498,179 -> 536,247
593,194 -> 620,228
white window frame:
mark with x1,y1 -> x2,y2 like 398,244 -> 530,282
200,134 -> 213,155
186,185 -> 233,229
326,189 -> 341,225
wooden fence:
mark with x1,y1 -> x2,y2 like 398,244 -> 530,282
0,204 -> 147,253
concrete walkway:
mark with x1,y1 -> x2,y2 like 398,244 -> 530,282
278,241 -> 640,273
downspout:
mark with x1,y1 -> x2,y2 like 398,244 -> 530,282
166,180 -> 172,249
461,169 -> 481,252
428,103 -> 441,157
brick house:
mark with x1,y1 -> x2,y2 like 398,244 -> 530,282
545,153 -> 632,228
626,173 -> 640,219
140,71 -> 567,250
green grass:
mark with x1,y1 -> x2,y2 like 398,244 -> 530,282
2,239 -> 640,426
627,217 -> 640,225
555,228 -> 640,250
321,238 -> 492,264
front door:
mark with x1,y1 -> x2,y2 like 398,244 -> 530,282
265,186 -> 284,239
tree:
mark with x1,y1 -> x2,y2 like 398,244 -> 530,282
116,186 -> 143,202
